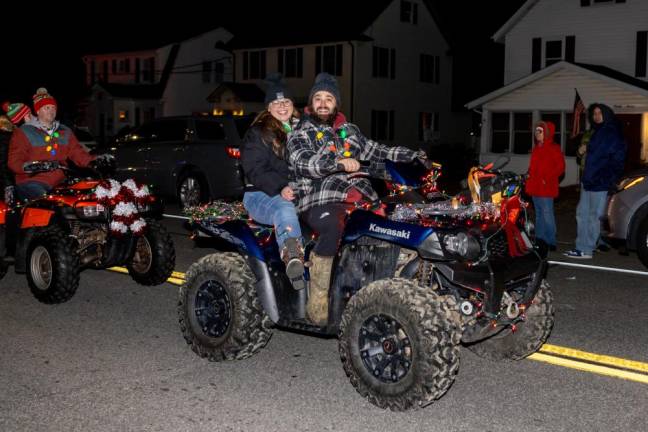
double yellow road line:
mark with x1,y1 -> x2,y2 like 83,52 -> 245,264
108,266 -> 648,385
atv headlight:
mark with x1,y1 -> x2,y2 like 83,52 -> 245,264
443,232 -> 481,260
417,232 -> 444,258
75,203 -> 106,219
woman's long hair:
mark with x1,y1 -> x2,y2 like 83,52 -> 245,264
251,110 -> 298,159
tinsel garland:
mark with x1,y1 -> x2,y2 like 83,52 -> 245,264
93,179 -> 150,236
183,200 -> 248,224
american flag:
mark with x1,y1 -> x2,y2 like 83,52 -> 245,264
570,89 -> 585,138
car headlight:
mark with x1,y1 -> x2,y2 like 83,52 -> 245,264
443,232 -> 481,260
618,176 -> 644,191
75,203 -> 106,218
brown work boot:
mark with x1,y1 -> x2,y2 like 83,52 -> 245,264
281,237 -> 305,290
306,251 -> 333,326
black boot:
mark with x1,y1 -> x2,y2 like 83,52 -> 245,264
281,237 -> 305,290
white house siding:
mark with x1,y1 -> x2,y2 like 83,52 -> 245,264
503,0 -> 648,84
233,44 -> 353,111
354,0 -> 469,149
161,29 -> 234,116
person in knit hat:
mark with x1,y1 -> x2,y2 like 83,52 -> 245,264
286,72 -> 431,325
2,102 -> 33,125
0,115 -> 16,204
241,73 -> 305,289
8,87 -> 100,200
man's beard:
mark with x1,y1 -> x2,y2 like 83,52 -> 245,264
309,106 -> 338,126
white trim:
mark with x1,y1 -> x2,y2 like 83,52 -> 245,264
466,61 -> 648,109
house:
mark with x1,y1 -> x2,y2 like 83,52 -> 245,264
82,28 -> 237,141
467,0 -> 648,185
82,44 -> 178,141
228,0 -> 470,150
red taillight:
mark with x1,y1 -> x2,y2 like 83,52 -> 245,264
226,147 -> 240,159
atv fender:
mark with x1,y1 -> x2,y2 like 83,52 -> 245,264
21,208 -> 54,228
194,219 -> 280,323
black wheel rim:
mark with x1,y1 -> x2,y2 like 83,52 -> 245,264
358,314 -> 412,383
194,280 -> 232,338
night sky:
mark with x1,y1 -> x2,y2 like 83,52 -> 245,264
1,1 -> 525,119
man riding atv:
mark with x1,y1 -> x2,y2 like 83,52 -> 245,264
8,88 -> 113,201
287,73 -> 432,325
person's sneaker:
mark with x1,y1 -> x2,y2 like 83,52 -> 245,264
563,249 -> 592,259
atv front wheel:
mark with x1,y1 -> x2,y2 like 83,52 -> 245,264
178,253 -> 272,361
127,220 -> 175,286
466,279 -> 554,361
27,227 -> 80,304
339,278 -> 462,411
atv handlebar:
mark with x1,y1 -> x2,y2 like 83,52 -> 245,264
23,160 -> 65,174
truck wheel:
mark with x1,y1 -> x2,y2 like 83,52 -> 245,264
127,220 -> 175,286
178,172 -> 208,209
27,227 -> 80,304
467,280 -> 554,361
339,278 -> 462,411
178,252 -> 272,361
636,217 -> 648,269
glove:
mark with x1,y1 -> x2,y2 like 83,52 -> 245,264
4,186 -> 14,205
90,154 -> 117,175
415,150 -> 438,171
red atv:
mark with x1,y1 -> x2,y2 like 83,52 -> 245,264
0,159 -> 175,303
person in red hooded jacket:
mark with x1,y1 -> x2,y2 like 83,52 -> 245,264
525,121 -> 565,252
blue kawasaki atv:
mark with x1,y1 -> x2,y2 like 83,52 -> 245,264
177,159 -> 554,410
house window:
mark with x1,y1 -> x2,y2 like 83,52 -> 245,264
202,61 -> 212,83
400,0 -> 418,24
316,44 -> 343,76
371,110 -> 395,141
545,40 -> 562,66
242,50 -> 266,80
89,60 -> 96,84
418,112 -> 439,142
214,61 -> 225,82
636,31 -> 647,77
112,59 -> 117,74
278,48 -> 303,78
420,54 -> 440,84
491,113 -> 510,153
119,59 -> 130,74
142,57 -> 155,82
119,110 -> 129,122
372,46 -> 396,79
581,0 -> 625,6
102,60 -> 109,82
513,113 -> 533,154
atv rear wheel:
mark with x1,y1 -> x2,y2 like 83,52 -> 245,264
178,252 -> 272,361
27,227 -> 80,304
466,279 -> 554,361
339,278 -> 462,411
127,220 -> 175,286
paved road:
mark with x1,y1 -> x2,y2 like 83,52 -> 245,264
1,212 -> 647,432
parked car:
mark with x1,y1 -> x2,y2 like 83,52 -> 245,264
603,166 -> 648,268
110,115 -> 253,208
73,127 -> 99,152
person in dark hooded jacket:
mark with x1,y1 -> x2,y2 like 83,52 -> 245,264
525,120 -> 565,252
564,103 -> 626,259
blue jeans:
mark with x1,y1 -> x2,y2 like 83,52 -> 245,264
15,181 -> 51,201
575,186 -> 608,255
243,191 -> 302,249
532,196 -> 556,246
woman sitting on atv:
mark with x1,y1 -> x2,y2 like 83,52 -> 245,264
240,74 -> 305,289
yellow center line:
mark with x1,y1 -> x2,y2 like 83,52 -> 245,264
540,344 -> 648,374
529,353 -> 648,385
107,266 -> 185,285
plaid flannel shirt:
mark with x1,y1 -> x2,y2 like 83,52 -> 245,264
287,116 -> 421,213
